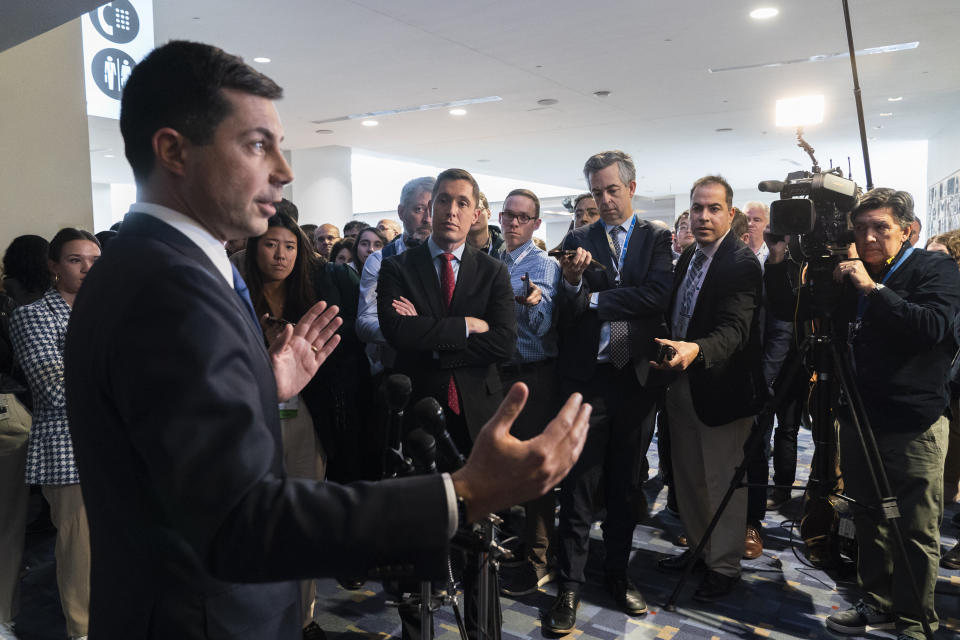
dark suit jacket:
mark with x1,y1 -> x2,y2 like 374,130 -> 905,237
377,242 -> 516,440
667,233 -> 765,426
557,218 -> 674,384
65,212 -> 450,640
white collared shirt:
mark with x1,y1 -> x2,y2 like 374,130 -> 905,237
127,202 -> 233,285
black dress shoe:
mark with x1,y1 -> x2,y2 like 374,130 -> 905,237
657,549 -> 706,573
692,569 -> 739,602
303,621 -> 327,640
605,575 -> 647,615
543,589 -> 579,633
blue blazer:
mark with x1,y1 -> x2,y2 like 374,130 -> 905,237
65,212 -> 450,639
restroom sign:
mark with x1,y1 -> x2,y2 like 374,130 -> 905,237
82,0 -> 154,119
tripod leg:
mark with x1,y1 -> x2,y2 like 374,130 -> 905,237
830,343 -> 937,640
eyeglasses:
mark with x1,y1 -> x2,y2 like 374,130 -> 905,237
500,212 -> 536,225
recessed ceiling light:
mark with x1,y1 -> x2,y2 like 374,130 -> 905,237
879,112 -> 893,117
477,159 -> 490,163
887,96 -> 903,102
593,90 -> 611,98
715,127 -> 734,132
104,154 -> 115,158
361,120 -> 378,127
537,98 -> 558,106
750,7 -> 779,19
449,108 -> 467,116
315,129 -> 334,134
873,124 -> 883,130
253,57 -> 271,63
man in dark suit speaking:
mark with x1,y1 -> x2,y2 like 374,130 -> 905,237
63,41 -> 590,639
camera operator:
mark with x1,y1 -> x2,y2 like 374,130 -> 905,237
765,188 -> 960,640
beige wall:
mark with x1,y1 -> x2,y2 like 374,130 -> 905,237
0,19 -> 93,252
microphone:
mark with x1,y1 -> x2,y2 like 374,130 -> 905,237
413,397 -> 467,470
758,180 -> 785,193
405,428 -> 438,475
382,374 -> 413,477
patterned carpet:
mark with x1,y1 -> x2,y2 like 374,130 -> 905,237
14,426 -> 960,639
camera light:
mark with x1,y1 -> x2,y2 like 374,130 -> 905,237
776,95 -> 825,127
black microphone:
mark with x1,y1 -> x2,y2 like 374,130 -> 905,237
413,397 -> 467,470
405,428 -> 438,475
382,374 -> 413,477
758,180 -> 785,193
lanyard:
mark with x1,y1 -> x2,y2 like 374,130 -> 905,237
604,215 -> 636,283
855,245 -> 914,323
504,242 -> 536,278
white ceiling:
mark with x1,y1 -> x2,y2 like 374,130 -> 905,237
90,0 -> 960,199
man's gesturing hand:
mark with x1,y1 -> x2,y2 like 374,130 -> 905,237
270,300 -> 342,401
451,383 -> 591,523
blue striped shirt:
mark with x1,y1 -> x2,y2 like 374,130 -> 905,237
500,240 -> 561,363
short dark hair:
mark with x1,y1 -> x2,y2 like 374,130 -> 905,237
851,188 -> 915,230
690,175 -> 733,208
120,41 -> 283,183
573,193 -> 595,209
2,235 -> 50,292
583,150 -> 636,187
674,211 -> 690,233
432,169 -> 480,208
330,237 -> 356,264
504,188 -> 540,218
49,228 -> 100,262
343,220 -> 369,236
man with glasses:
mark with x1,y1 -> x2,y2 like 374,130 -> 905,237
493,189 -> 563,597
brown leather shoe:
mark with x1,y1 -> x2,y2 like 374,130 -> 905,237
744,525 -> 763,559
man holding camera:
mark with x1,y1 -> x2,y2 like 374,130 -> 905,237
766,188 -> 960,640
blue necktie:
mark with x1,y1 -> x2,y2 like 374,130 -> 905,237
231,264 -> 261,328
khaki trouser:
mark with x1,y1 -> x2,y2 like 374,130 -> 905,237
42,483 -> 90,637
944,398 -> 960,503
666,374 -> 753,578
280,397 -> 326,627
0,394 -> 30,622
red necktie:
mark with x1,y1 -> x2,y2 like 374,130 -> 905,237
439,253 -> 461,415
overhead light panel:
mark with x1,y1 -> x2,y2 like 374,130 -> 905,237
709,41 -> 918,73
361,120 -> 378,127
312,96 -> 501,125
776,95 -> 824,127
253,57 -> 271,63
750,7 -> 779,19
449,108 -> 467,116
887,96 -> 903,102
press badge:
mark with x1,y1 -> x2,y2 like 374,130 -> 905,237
278,396 -> 299,420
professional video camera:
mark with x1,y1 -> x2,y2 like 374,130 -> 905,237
759,129 -> 861,315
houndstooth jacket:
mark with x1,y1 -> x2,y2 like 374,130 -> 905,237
9,288 -> 78,484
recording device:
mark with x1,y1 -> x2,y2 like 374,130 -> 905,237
656,343 -> 677,364
405,428 -> 438,475
759,130 -> 862,315
523,272 -> 531,299
413,397 -> 466,469
546,249 -> 607,270
383,374 -> 414,478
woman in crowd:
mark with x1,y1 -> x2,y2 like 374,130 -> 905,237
353,227 -> 386,272
9,228 -> 100,640
0,234 -> 50,637
243,211 -> 366,634
330,237 -> 357,271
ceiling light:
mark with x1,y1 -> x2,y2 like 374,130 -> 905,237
315,129 -> 334,134
887,96 -> 903,102
715,127 -> 734,132
361,120 -> 378,127
104,154 -> 115,158
537,98 -> 558,106
750,7 -> 779,19
776,95 -> 824,127
879,112 -> 893,117
253,57 -> 271,63
593,90 -> 611,98
449,108 -> 467,116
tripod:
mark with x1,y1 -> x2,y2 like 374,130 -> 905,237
662,324 -> 936,640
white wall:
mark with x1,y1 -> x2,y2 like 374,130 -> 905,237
290,145 -> 353,228
0,19 -> 94,249
929,120 -> 960,189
